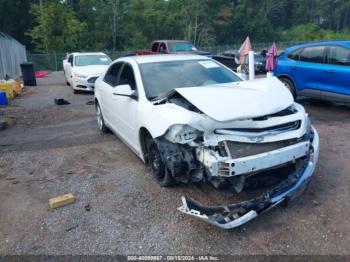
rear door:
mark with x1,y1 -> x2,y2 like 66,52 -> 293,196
323,45 -> 350,96
291,45 -> 328,93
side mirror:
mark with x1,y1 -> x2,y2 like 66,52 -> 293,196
113,84 -> 137,99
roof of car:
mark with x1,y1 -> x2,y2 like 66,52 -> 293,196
286,40 -> 350,52
123,54 -> 210,64
152,40 -> 191,43
71,52 -> 107,56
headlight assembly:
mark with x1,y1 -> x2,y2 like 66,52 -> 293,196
305,113 -> 312,132
74,73 -> 87,79
164,124 -> 201,144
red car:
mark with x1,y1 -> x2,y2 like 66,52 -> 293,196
135,40 -> 211,56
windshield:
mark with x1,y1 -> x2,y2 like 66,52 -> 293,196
75,55 -> 111,66
169,42 -> 195,52
140,59 -> 242,100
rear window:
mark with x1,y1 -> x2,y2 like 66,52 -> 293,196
328,46 -> 350,66
169,42 -> 195,52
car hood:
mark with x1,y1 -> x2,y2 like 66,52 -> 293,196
73,65 -> 108,76
174,77 -> 293,122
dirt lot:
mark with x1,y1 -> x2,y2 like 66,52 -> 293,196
0,72 -> 350,255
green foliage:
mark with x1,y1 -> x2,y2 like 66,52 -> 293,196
281,24 -> 350,42
27,1 -> 86,52
0,0 -> 349,52
0,0 -> 33,49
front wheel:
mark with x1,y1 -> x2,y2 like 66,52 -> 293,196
279,77 -> 296,98
147,140 -> 174,187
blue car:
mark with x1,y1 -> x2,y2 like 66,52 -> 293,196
274,41 -> 350,102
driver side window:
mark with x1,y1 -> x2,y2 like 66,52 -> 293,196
118,64 -> 136,90
68,55 -> 73,65
104,62 -> 123,86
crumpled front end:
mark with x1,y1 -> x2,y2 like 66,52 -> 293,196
152,91 -> 319,229
178,127 -> 319,229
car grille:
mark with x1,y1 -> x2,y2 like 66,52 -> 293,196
225,139 -> 299,159
87,77 -> 98,83
215,120 -> 301,135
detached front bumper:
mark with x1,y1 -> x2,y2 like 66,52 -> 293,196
178,127 -> 319,229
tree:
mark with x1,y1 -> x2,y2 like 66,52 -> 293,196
22,0 -> 350,52
27,1 -> 86,52
0,0 -> 33,48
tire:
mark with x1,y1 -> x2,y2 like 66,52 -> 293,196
280,77 -> 296,98
96,103 -> 109,133
147,140 -> 174,187
64,72 -> 70,86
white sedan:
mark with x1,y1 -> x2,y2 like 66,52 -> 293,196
63,52 -> 111,93
94,55 -> 319,229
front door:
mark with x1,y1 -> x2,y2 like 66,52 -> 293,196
111,63 -> 139,150
66,55 -> 73,83
100,62 -> 123,129
292,45 -> 328,93
324,45 -> 350,96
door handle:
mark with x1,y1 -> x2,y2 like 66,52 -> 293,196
291,66 -> 300,70
326,69 -> 336,73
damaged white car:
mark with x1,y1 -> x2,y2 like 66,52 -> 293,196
94,55 -> 319,229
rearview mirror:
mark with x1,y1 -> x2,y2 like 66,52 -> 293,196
113,84 -> 137,99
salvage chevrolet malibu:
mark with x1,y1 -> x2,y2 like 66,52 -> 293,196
94,55 -> 319,229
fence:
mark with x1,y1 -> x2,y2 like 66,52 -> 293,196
27,41 -> 306,72
0,32 -> 27,79
27,51 -> 131,71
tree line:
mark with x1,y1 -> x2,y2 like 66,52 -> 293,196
1,0 -> 350,53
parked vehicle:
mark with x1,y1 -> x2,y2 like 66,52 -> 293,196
94,54 -> 319,229
213,50 -> 267,73
134,40 -> 211,56
212,50 -> 240,70
274,41 -> 350,102
63,52 -> 112,93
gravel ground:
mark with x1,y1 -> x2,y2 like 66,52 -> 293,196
0,72 -> 350,255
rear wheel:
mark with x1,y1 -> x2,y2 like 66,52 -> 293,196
280,77 -> 296,98
147,140 -> 174,187
96,103 -> 109,133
